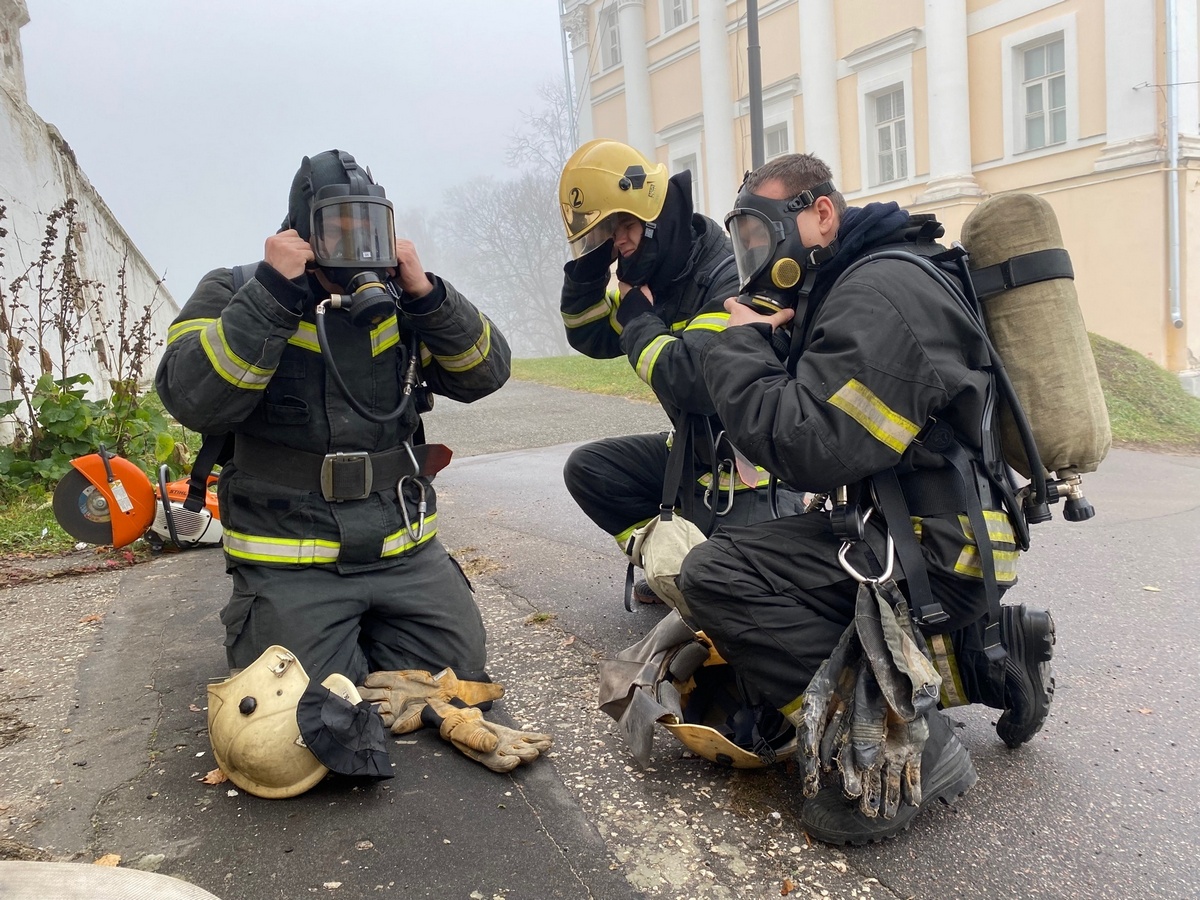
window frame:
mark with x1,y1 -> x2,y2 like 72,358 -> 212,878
660,0 -> 691,35
853,50 -> 916,191
869,85 -> 908,185
599,5 -> 621,71
1001,14 -> 1079,160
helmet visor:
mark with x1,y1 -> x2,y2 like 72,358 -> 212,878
311,198 -> 397,268
725,209 -> 779,289
566,211 -> 621,259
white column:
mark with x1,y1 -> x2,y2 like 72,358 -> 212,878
562,5 -> 593,145
797,0 -> 841,185
698,0 -> 736,211
1094,0 -> 1160,169
617,0 -> 655,156
918,0 -> 981,201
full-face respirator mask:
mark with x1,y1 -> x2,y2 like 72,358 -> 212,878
724,180 -> 838,312
306,152 -> 399,328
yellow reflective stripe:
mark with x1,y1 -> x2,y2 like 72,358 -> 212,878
430,316 -> 491,373
957,511 -> 1017,547
419,343 -> 433,367
697,467 -> 770,490
670,317 -> 689,333
168,318 -> 214,345
223,530 -> 340,565
684,312 -> 730,333
827,378 -> 920,454
614,515 -> 655,549
911,515 -> 923,541
609,288 -> 626,335
927,634 -> 969,708
288,321 -> 321,353
780,692 -> 805,720
562,295 -> 616,329
953,545 -> 1020,583
636,335 -> 676,385
371,315 -> 400,356
200,320 -> 275,389
381,514 -> 439,556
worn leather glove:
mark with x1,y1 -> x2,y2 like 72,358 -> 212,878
423,697 -> 553,773
564,237 -> 615,283
791,621 -> 861,798
840,660 -> 888,817
358,668 -> 505,735
880,713 -> 929,818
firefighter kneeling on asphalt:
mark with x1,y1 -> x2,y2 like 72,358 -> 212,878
157,149 -> 551,797
624,153 -> 1055,845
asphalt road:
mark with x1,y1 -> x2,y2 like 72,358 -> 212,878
2,380 -> 1198,899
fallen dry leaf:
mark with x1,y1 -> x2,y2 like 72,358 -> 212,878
781,877 -> 795,896
561,635 -> 576,647
200,768 -> 228,785
189,704 -> 203,712
78,614 -> 104,625
323,882 -> 343,890
93,854 -> 121,867
1138,708 -> 1153,715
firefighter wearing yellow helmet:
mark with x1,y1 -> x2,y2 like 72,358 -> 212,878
558,139 -> 802,609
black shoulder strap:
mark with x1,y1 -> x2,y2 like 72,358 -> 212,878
231,262 -> 261,293
183,433 -> 235,511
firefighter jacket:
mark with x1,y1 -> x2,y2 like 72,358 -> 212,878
156,262 -> 510,574
697,204 -> 1019,590
560,214 -> 739,427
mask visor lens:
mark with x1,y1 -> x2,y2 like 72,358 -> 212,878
726,210 -> 777,289
312,200 -> 397,268
567,212 -> 619,259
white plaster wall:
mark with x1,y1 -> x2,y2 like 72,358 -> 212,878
0,27 -> 178,445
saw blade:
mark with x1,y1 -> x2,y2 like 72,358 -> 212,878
53,468 -> 117,545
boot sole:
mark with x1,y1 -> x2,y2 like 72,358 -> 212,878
997,606 -> 1056,749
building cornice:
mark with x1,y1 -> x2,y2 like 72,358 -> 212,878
843,27 -> 923,73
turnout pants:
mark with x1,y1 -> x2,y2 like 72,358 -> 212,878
678,512 -> 1005,713
220,536 -> 487,685
563,432 -> 799,542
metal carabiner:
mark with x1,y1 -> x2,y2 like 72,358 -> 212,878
836,509 -> 895,583
702,459 -> 737,516
397,473 -> 427,543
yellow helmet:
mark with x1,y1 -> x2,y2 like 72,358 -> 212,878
661,634 -> 798,769
558,139 -> 668,258
207,646 -> 368,799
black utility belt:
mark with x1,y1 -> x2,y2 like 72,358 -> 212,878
233,435 -> 452,502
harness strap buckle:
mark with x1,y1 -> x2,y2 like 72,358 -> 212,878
320,451 -> 373,502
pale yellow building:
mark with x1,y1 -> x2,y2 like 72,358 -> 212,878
560,0 -> 1200,377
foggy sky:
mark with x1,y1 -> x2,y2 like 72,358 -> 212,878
20,0 -> 567,304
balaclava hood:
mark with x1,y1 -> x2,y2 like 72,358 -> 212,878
616,171 -> 696,291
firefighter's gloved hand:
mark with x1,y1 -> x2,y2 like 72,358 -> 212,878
424,697 -> 553,773
880,714 -> 929,818
792,621 -> 860,798
564,237 -> 615,283
358,668 -> 504,735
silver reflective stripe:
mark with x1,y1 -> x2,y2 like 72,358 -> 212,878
371,315 -> 400,356
827,378 -> 919,454
927,633 -> 969,707
635,335 -> 676,385
200,320 -> 275,389
168,318 -> 214,345
223,530 -> 340,565
430,316 -> 490,373
381,513 -> 439,556
684,312 -> 730,334
288,322 -> 321,353
563,295 -> 615,329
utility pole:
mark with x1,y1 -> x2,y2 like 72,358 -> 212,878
747,0 -> 764,169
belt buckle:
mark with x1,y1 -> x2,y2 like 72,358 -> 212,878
320,451 -> 373,502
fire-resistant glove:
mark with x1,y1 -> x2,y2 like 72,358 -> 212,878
357,668 -> 505,735
563,237 -> 615,283
791,621 -> 861,799
879,713 -> 929,818
423,697 -> 553,773
840,660 -> 888,817
854,581 -> 941,723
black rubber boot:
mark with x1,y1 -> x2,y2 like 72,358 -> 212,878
632,579 -> 665,605
996,604 -> 1056,748
799,711 -> 977,846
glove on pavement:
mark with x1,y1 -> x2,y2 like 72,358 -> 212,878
358,668 -> 504,735
424,697 -> 553,773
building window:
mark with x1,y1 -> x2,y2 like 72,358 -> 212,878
764,122 -> 789,160
601,7 -> 621,70
671,152 -> 703,211
662,0 -> 691,33
1022,37 -> 1066,150
871,86 -> 907,184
